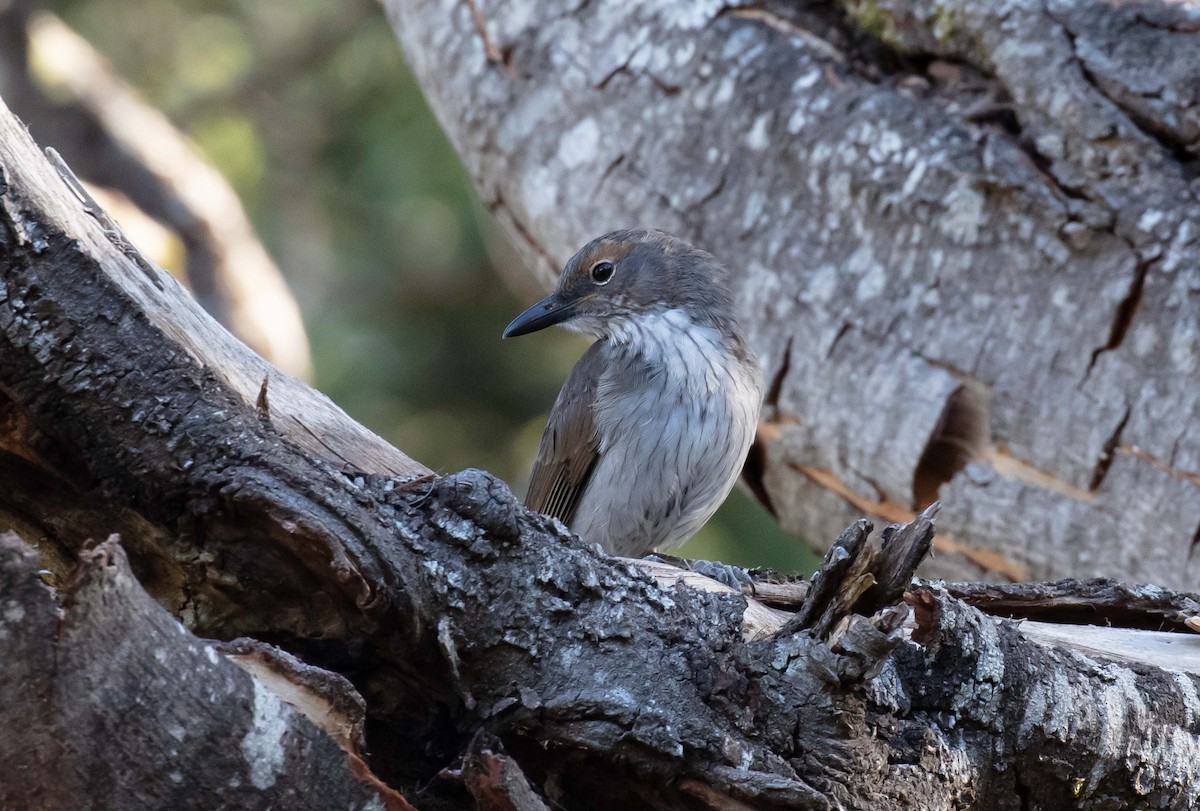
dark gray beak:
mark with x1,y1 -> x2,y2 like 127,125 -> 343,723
503,293 -> 576,338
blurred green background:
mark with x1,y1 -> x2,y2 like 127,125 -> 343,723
37,0 -> 816,573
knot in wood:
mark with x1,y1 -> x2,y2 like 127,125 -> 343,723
429,469 -> 523,543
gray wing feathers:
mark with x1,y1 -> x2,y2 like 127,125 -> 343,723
524,342 -> 606,526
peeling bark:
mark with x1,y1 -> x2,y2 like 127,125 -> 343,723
0,532 -> 410,810
383,0 -> 1200,588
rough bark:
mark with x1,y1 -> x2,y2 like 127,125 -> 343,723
0,532 -> 409,810
382,0 -> 1200,588
1,93 -> 1199,809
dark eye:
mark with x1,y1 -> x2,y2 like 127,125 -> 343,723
590,261 -> 615,285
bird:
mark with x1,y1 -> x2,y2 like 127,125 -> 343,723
503,229 -> 764,557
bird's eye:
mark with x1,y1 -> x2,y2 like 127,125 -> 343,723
590,261 -> 615,285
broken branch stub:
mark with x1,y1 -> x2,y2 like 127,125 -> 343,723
784,504 -> 936,641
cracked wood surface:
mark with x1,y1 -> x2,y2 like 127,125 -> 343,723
1,90 -> 1200,810
0,533 -> 409,811
384,0 -> 1200,588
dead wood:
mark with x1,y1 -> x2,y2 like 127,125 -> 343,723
0,62 -> 1198,810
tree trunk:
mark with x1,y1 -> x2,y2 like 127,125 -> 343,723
1,92 -> 1199,809
382,0 -> 1200,588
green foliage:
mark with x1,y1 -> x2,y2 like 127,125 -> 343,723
51,0 -> 819,574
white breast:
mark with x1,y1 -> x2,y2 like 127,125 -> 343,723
572,310 -> 764,555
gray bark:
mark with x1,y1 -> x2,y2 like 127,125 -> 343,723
0,533 -> 409,810
1,92 -> 1199,810
383,0 -> 1200,587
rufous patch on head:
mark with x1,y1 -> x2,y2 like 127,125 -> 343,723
581,236 -> 636,268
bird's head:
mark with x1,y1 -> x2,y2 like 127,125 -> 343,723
503,229 -> 736,339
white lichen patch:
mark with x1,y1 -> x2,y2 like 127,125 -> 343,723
1089,664 -> 1145,790
864,659 -> 910,713
432,508 -> 477,542
826,170 -> 854,211
741,190 -> 766,231
1020,649 -> 1200,801
673,41 -> 695,67
521,165 -> 559,222
793,68 -> 821,91
867,128 -> 903,164
713,75 -> 735,106
746,113 -> 771,151
1138,209 -> 1165,233
557,117 -> 601,169
489,0 -> 535,42
1162,218 -> 1194,273
4,601 -> 25,623
1017,665 -> 1074,745
1172,671 -> 1200,727
845,243 -> 877,278
855,261 -> 887,301
1131,322 -> 1159,358
1159,727 -> 1200,803
495,86 -> 559,149
786,106 -> 808,134
646,45 -> 674,76
657,0 -> 725,31
802,264 -> 840,306
940,178 -> 985,245
241,678 -> 288,790
1169,325 -> 1198,374
901,160 -> 927,197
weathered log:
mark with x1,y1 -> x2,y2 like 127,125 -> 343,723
0,532 -> 410,810
1,87 -> 1199,809
383,0 -> 1200,588
944,578 -> 1200,633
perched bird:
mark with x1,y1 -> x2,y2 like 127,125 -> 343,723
504,229 -> 764,557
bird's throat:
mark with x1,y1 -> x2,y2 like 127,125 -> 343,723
603,308 -> 754,397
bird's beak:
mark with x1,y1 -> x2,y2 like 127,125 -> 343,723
502,293 -> 577,338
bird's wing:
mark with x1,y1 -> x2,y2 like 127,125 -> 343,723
524,342 -> 605,526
